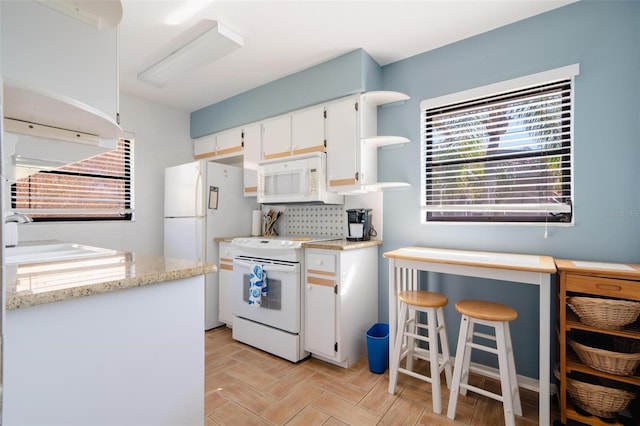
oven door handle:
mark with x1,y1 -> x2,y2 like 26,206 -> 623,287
233,258 -> 298,273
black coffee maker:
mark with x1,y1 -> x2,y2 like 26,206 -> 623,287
346,209 -> 372,241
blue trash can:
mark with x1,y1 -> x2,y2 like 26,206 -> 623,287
366,323 -> 389,374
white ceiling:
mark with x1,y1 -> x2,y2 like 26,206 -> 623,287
118,0 -> 575,113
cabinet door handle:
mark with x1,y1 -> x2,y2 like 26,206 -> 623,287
595,283 -> 622,292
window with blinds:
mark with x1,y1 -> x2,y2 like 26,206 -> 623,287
11,138 -> 134,221
421,68 -> 577,223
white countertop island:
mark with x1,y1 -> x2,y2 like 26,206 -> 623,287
3,243 -> 215,426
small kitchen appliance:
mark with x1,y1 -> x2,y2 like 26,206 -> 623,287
257,152 -> 344,204
346,208 -> 372,241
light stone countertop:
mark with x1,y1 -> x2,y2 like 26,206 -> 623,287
302,239 -> 382,250
5,250 -> 216,311
215,236 -> 382,250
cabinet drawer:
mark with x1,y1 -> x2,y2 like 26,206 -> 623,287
306,252 -> 336,275
219,257 -> 233,271
566,274 -> 640,301
219,243 -> 234,271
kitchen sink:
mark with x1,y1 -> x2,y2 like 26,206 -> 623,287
5,241 -> 118,264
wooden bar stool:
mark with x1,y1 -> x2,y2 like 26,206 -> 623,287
447,300 -> 522,426
388,290 -> 452,414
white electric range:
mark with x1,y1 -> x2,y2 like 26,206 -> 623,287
230,236 -> 338,362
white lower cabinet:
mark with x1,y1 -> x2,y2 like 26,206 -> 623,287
218,242 -> 235,326
304,246 -> 378,368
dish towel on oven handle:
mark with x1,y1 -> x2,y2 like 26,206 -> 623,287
248,263 -> 268,306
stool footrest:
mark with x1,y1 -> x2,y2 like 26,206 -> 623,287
399,347 -> 450,368
415,322 -> 445,334
473,331 -> 497,342
459,382 -> 504,403
467,341 -> 499,355
403,331 -> 433,344
398,367 -> 435,384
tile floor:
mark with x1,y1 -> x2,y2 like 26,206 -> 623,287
204,326 -> 560,425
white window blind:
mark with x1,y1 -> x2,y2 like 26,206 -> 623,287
421,68 -> 577,223
12,138 -> 134,221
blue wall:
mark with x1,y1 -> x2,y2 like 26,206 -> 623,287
190,48 -> 382,137
191,1 -> 640,379
378,1 -> 640,378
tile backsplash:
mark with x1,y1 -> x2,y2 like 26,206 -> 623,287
280,205 -> 345,238
262,192 -> 383,240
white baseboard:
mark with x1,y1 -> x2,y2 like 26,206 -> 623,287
467,360 -> 557,396
406,349 -> 557,396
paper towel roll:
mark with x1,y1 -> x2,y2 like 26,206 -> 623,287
251,210 -> 262,236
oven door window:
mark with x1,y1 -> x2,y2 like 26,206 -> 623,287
241,273 -> 281,310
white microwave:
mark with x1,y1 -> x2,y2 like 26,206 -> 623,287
257,152 -> 344,204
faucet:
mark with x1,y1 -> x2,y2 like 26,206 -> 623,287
4,211 -> 32,247
5,212 -> 33,224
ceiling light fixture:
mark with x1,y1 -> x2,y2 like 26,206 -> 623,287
137,20 -> 244,87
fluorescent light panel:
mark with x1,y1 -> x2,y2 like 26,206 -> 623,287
138,21 -> 243,87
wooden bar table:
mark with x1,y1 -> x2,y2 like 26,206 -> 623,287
383,246 -> 556,425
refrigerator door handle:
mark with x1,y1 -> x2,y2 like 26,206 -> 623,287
195,224 -> 203,263
195,167 -> 203,216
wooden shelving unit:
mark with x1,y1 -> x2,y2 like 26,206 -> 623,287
555,259 -> 640,425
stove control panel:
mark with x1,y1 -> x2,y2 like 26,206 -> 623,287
231,237 -> 303,250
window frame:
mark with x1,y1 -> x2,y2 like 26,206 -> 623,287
420,65 -> 579,224
11,138 -> 134,222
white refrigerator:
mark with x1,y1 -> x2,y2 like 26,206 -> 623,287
164,161 -> 257,330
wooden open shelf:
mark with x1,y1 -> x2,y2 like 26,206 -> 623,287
565,355 -> 640,387
555,259 -> 640,425
565,311 -> 640,339
564,397 -> 629,426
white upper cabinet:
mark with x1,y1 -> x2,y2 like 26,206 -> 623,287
193,127 -> 243,161
193,123 -> 260,197
261,105 -> 325,161
215,128 -> 243,157
193,134 -> 217,159
1,1 -> 121,131
326,96 -> 359,188
261,115 -> 292,160
291,105 -> 325,156
326,91 -> 411,193
192,91 -> 408,197
242,123 -> 261,196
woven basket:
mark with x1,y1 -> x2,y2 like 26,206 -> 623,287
569,338 -> 640,376
567,296 -> 640,330
555,365 -> 636,418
